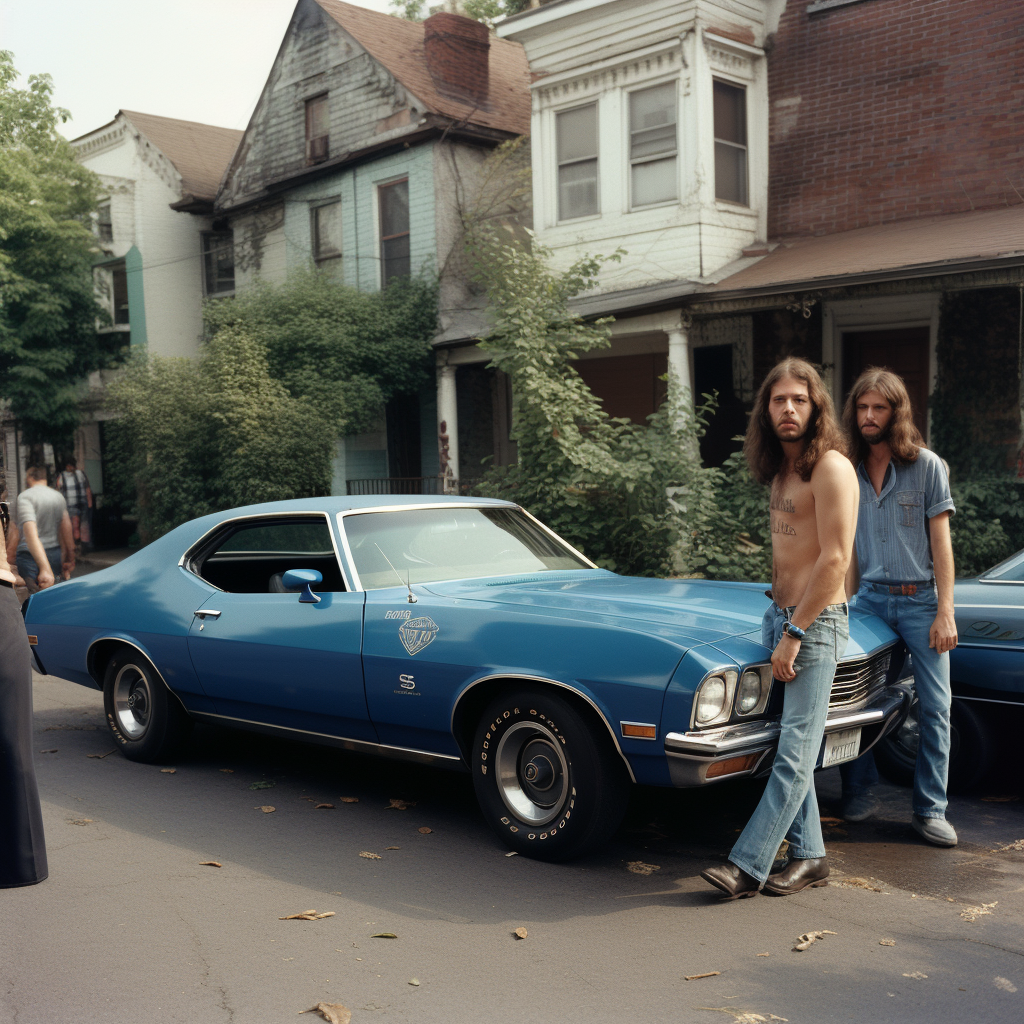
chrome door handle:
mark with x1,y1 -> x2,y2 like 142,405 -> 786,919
195,609 -> 221,619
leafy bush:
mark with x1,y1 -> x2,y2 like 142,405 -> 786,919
949,476 -> 1024,577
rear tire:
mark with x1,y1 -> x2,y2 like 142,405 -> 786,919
103,649 -> 193,763
471,687 -> 630,862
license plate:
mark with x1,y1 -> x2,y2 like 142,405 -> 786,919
822,727 -> 862,768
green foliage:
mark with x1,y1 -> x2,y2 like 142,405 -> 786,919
0,51 -> 116,448
105,328 -> 336,542
389,0 -> 529,26
202,270 -> 436,436
949,476 -> 1024,577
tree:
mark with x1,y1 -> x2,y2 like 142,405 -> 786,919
389,0 -> 530,27
0,51 -> 115,454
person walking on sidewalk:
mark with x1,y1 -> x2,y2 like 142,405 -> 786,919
0,490 -> 49,887
15,467 -> 75,592
701,358 -> 858,899
56,457 -> 92,552
839,368 -> 959,846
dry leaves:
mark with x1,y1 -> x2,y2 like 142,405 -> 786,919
68,819 -> 93,826
280,910 -> 335,921
793,930 -> 836,952
696,1010 -> 787,1023
299,1002 -> 351,1024
250,780 -> 275,790
513,927 -> 528,940
505,851 -> 518,857
626,861 -> 661,876
388,798 -> 416,810
961,901 -> 997,921
417,827 -> 432,834
371,932 -> 397,939
879,939 -> 896,946
756,953 -> 770,958
408,978 -> 420,986
86,750 -> 116,759
833,876 -> 884,892
315,803 -> 335,810
385,846 -> 400,851
160,768 -> 176,774
994,839 -> 1024,852
340,797 -> 358,803
199,861 -> 222,868
256,805 -> 276,813
685,971 -> 720,981
359,851 -> 381,860
903,971 -> 928,980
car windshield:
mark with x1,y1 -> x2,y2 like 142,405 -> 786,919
980,548 -> 1024,582
342,507 -> 591,589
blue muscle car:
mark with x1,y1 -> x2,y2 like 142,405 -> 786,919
23,496 -> 911,860
876,547 -> 1024,791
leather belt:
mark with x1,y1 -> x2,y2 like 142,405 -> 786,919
866,580 -> 933,596
0,578 -> 13,589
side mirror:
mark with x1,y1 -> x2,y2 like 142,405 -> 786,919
282,568 -> 323,604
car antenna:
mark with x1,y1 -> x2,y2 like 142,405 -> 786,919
374,543 -> 417,603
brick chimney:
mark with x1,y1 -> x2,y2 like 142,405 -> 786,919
423,12 -> 490,107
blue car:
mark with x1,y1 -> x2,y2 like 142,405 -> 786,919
876,547 -> 1024,791
23,496 -> 911,860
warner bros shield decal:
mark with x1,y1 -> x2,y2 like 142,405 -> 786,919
398,616 -> 439,656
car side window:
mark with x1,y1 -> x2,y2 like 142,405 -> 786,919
194,517 -> 346,593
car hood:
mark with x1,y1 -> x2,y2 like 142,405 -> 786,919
423,571 -> 771,648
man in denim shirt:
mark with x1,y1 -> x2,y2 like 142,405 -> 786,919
840,368 -> 958,846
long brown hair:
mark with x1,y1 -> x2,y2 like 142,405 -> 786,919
744,358 -> 847,484
842,367 -> 923,466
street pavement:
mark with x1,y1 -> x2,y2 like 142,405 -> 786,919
2,669 -> 1023,1024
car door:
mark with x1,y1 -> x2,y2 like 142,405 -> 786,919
185,514 -> 376,741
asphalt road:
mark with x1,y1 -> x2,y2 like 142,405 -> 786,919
2,671 -> 1023,1024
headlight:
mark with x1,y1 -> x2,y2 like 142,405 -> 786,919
694,670 -> 738,727
736,670 -> 762,714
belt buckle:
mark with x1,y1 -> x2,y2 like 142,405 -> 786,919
895,584 -> 918,596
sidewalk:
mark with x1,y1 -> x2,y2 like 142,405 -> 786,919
76,547 -> 135,572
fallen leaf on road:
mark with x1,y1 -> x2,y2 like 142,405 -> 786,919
86,750 -> 117,759
626,861 -> 660,876
514,927 -> 528,939
385,846 -> 400,850
371,932 -> 397,939
697,1009 -> 783,1023
340,797 -> 358,803
250,780 -> 275,790
388,798 -> 416,810
299,1002 -> 351,1024
981,795 -> 1018,802
994,839 -> 1024,852
280,910 -> 335,921
685,971 -> 720,981
359,851 -> 381,860
160,768 -> 176,774
961,901 -> 997,922
793,930 -> 836,952
39,748 -> 58,753
769,1017 -> 789,1022
315,803 -> 335,809
505,851 -> 518,857
256,805 -> 276,813
68,819 -> 93,826
833,876 -> 883,892
879,939 -> 896,946
408,978 -> 420,986
219,768 -> 234,773
417,827 -> 432,834
199,861 -> 222,868
994,977 -> 1018,993
756,953 -> 770,957
902,971 -> 928,980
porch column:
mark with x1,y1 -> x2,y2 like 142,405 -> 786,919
667,313 -> 693,403
436,354 -> 460,492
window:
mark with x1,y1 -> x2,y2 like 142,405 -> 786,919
629,83 -> 678,207
312,201 -> 342,265
713,80 -> 747,205
305,94 -> 329,165
96,202 -> 113,243
203,232 -> 235,295
112,266 -> 130,325
378,179 -> 410,286
556,104 -> 599,220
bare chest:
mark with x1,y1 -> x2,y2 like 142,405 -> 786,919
770,479 -> 814,540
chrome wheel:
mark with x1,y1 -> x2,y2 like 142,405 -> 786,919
495,721 -> 569,826
113,664 -> 153,740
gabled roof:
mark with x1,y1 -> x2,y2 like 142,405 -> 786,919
315,0 -> 530,136
119,110 -> 243,202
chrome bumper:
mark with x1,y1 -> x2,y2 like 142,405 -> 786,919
663,683 -> 913,788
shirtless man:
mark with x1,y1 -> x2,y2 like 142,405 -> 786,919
702,358 -> 858,899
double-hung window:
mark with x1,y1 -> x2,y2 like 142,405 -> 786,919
96,202 -> 113,243
305,94 -> 329,165
202,232 -> 235,296
556,104 -> 599,220
629,83 -> 678,207
312,201 -> 342,266
713,81 -> 748,205
378,179 -> 410,286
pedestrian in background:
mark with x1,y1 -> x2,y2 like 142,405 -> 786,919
840,367 -> 959,846
15,466 -> 75,592
57,457 -> 92,552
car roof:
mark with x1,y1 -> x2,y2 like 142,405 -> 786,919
215,494 -> 517,517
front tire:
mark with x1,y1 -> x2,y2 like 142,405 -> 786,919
103,649 -> 193,762
471,687 -> 630,862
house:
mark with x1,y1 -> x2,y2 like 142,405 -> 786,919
497,0 -> 1024,472
213,0 -> 530,492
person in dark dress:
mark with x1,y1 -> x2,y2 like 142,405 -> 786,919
1,496 -> 48,887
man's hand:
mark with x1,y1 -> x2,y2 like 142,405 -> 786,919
61,557 -> 75,580
930,609 -> 958,654
772,633 -> 801,682
37,567 -> 55,589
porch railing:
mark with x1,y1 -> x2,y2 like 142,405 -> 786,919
347,477 -> 456,496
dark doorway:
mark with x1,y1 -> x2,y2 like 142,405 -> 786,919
386,395 -> 421,479
842,327 -> 930,438
575,352 -> 668,425
694,344 -> 748,466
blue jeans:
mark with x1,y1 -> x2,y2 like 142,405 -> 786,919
849,584 -> 950,819
730,603 -> 849,883
16,547 -> 62,591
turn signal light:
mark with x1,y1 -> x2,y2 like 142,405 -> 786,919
620,723 -> 657,740
706,753 -> 760,779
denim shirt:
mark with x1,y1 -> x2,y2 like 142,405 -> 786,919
855,447 -> 955,584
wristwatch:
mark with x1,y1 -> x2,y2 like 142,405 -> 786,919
783,621 -> 806,641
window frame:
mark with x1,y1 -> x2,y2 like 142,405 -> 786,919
626,79 -> 680,211
305,93 -> 330,165
201,230 -> 235,297
96,201 -> 113,243
311,199 -> 342,266
377,177 -> 411,288
712,78 -> 749,207
555,101 -> 601,223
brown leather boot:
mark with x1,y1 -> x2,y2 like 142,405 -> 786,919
700,862 -> 760,900
763,857 -> 829,896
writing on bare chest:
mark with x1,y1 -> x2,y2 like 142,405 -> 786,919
771,515 -> 797,536
770,494 -> 796,513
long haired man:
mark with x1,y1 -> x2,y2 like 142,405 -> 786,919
839,367 -> 958,846
702,358 -> 858,899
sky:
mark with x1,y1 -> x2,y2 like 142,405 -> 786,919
2,0 -> 397,141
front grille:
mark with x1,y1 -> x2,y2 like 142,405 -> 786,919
829,645 -> 894,710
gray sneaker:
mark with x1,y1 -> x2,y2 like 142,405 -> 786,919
841,794 -> 880,823
912,814 -> 958,847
